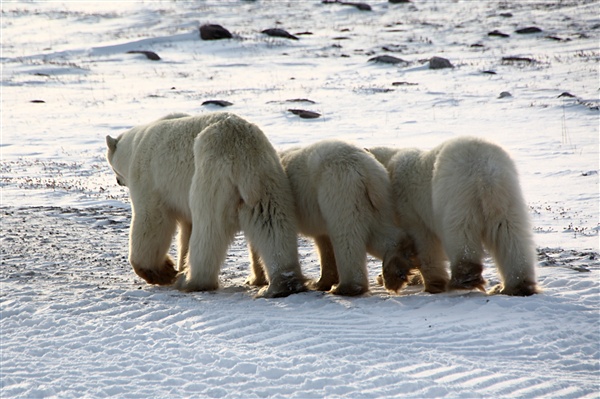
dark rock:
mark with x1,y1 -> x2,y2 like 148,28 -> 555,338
392,81 -> 418,86
286,98 -> 316,104
516,26 -> 542,34
488,30 -> 510,38
262,28 -> 299,40
482,70 -> 497,74
502,56 -> 534,63
368,55 -> 407,64
558,92 -> 576,98
202,100 -> 233,107
342,2 -> 372,11
389,0 -> 410,3
499,12 -> 513,18
126,50 -> 161,61
288,109 -> 321,119
381,44 -> 406,52
30,100 -> 45,103
429,56 -> 453,69
322,0 -> 372,11
498,91 -> 512,99
200,24 -> 232,40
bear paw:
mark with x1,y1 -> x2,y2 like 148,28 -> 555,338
448,261 -> 486,292
488,281 -> 539,296
308,277 -> 337,292
255,275 -> 307,298
382,268 -> 410,293
133,259 -> 177,285
330,282 -> 369,296
245,274 -> 269,287
173,273 -> 219,292
423,277 -> 448,294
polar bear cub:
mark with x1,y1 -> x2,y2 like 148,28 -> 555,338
369,136 -> 539,296
106,112 -> 306,298
250,140 -> 416,296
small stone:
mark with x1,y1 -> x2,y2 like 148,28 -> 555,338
200,24 -> 232,40
126,50 -> 161,61
488,30 -> 510,38
368,55 -> 407,65
392,81 -> 418,86
288,109 -> 321,119
515,26 -> 542,34
286,98 -> 316,104
502,56 -> 534,63
498,91 -> 512,99
262,28 -> 299,40
202,100 -> 233,107
558,92 -> 576,98
322,0 -> 371,11
342,2 -> 372,11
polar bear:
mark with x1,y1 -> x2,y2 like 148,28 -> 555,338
248,140 -> 417,296
369,136 -> 539,296
105,112 -> 306,298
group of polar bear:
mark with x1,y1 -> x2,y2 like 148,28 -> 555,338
106,112 -> 539,298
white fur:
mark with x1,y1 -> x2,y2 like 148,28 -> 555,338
106,112 -> 306,298
370,136 -> 539,296
251,139 -> 415,296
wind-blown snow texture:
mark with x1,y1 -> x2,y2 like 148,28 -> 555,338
1,1 -> 599,398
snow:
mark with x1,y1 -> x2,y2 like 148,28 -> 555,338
1,1 -> 598,398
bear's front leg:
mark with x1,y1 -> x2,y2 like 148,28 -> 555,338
128,207 -> 178,285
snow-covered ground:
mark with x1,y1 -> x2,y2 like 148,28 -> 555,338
1,1 -> 598,398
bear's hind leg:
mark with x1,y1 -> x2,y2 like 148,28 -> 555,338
486,218 -> 539,296
239,199 -> 307,298
445,237 -> 486,293
129,206 -> 178,285
309,235 -> 339,291
327,233 -> 369,296
404,230 -> 449,294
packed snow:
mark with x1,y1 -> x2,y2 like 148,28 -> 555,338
1,1 -> 598,398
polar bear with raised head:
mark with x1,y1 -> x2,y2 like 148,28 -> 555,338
369,136 -> 539,296
105,112 -> 306,298
249,140 -> 417,296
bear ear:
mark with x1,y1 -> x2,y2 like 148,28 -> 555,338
106,135 -> 118,152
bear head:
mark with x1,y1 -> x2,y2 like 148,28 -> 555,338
105,135 -> 127,187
